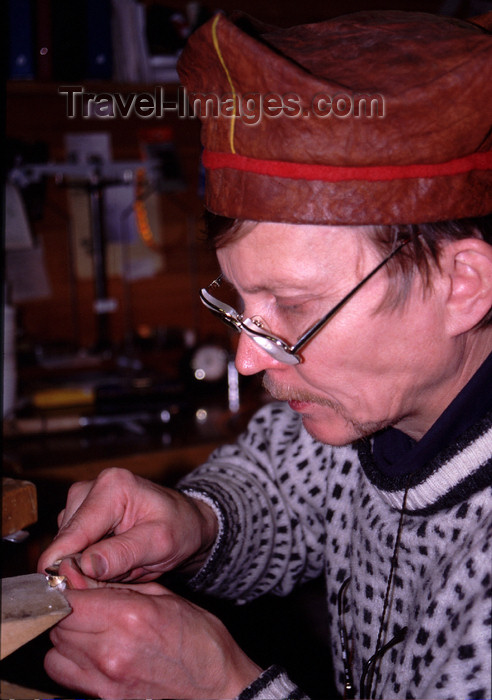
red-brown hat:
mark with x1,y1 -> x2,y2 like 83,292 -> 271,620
177,11 -> 492,225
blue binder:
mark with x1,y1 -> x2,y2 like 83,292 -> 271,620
86,0 -> 113,80
8,0 -> 35,79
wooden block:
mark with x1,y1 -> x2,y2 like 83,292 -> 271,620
2,478 -> 37,537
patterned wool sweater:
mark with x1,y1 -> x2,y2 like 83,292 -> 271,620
178,402 -> 491,700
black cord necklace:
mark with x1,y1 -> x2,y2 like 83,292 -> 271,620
360,475 -> 411,699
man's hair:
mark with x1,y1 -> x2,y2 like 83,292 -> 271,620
203,211 -> 492,327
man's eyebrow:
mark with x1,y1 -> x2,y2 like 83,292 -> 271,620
219,273 -> 267,294
222,275 -> 318,296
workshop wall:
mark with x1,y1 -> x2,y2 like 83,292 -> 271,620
6,0 -> 482,353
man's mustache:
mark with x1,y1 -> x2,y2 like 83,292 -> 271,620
262,374 -> 335,407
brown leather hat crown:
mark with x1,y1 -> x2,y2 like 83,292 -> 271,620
177,11 -> 492,225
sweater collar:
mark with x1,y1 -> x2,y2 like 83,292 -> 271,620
358,413 -> 492,513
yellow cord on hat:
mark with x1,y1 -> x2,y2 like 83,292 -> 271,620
211,14 -> 236,154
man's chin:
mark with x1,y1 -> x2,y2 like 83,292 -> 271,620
299,412 -> 365,446
298,407 -> 391,446
262,375 -> 392,444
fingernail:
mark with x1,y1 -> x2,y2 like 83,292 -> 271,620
89,553 -> 108,578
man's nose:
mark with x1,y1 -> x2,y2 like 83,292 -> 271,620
234,332 -> 286,376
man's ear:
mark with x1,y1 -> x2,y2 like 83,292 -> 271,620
440,238 -> 492,336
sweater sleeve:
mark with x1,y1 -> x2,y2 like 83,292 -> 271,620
177,401 -> 358,603
235,666 -> 310,700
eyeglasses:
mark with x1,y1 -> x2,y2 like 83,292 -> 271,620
200,239 -> 410,365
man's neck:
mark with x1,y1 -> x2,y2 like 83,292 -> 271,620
395,330 -> 492,441
373,342 -> 492,477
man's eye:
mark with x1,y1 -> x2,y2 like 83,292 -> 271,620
276,301 -> 304,315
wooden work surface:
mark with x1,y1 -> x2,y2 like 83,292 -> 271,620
0,679 -> 61,699
16,440 -> 222,485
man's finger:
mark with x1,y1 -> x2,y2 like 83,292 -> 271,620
38,484 -> 126,574
44,638 -> 109,698
55,585 -> 172,635
75,521 -> 176,581
56,480 -> 93,529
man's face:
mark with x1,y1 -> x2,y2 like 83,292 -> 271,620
217,222 -> 461,445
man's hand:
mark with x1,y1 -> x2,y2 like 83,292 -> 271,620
44,558 -> 262,700
38,468 -> 218,582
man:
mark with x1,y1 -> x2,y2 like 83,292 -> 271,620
39,10 -> 491,700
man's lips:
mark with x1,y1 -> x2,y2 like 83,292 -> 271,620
288,399 -> 315,412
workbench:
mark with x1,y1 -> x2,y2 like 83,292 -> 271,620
1,407 -> 242,699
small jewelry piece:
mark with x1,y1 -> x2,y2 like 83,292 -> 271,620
45,560 -> 67,589
251,315 -> 265,328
